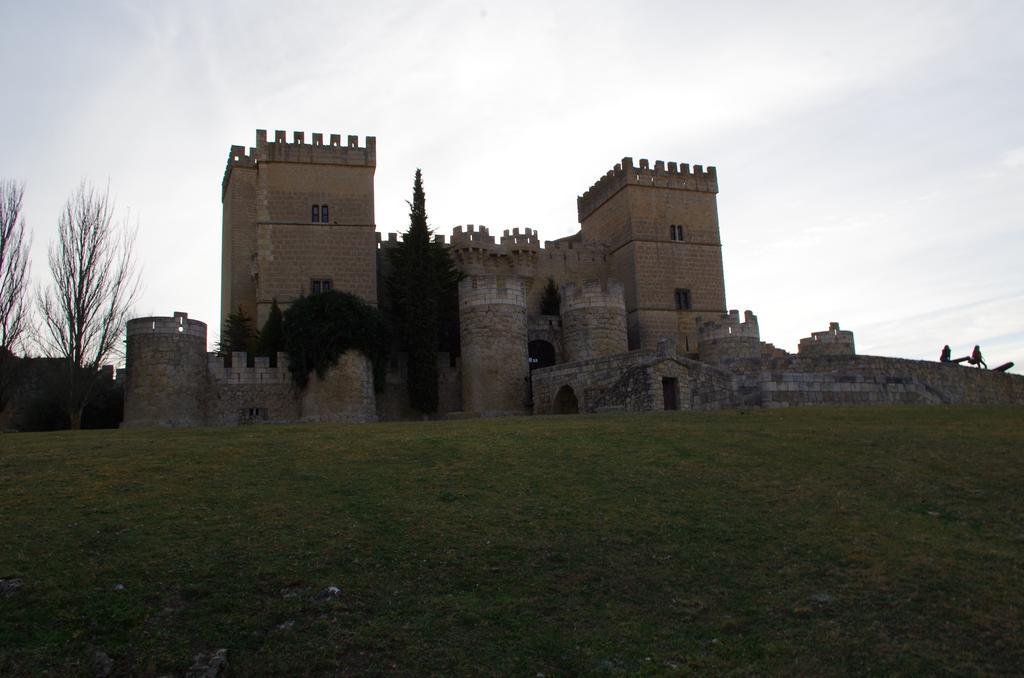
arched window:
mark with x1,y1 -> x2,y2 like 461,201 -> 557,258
321,204 -> 329,222
311,205 -> 320,223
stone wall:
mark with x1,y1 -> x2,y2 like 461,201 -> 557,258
123,313 -> 208,427
376,352 -> 462,420
458,275 -> 529,415
758,355 -> 1024,407
124,312 -> 378,427
577,157 -> 727,353
255,222 -> 377,325
533,345 -> 1024,416
298,351 -> 376,422
222,129 -> 377,330
443,226 -> 610,315
532,346 -> 738,415
697,310 -> 761,363
221,158 -> 258,327
560,280 -> 627,362
798,323 -> 856,357
205,352 -> 299,425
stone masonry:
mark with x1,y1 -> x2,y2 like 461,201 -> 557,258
119,130 -> 1022,427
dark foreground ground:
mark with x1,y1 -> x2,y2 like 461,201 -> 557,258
1,406 -> 1022,676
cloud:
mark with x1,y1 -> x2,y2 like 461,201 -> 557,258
1001,147 -> 1024,168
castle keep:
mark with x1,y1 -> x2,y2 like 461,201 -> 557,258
122,130 -> 1023,426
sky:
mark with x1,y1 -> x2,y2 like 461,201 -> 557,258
2,0 -> 1022,372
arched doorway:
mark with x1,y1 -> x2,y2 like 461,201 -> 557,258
553,385 -> 579,414
528,340 -> 556,370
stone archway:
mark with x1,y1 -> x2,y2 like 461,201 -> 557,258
553,385 -> 579,414
528,340 -> 556,370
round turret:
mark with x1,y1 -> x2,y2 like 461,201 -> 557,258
458,275 -> 529,415
696,310 -> 761,363
560,280 -> 628,362
798,322 -> 856,357
123,312 -> 208,427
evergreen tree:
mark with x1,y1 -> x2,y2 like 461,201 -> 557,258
282,289 -> 387,390
541,277 -> 561,315
386,169 -> 462,414
217,306 -> 258,360
259,299 -> 285,364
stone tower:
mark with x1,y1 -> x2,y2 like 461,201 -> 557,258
696,310 -> 761,364
576,158 -> 727,353
123,312 -> 208,427
560,279 -> 628,362
458,275 -> 530,416
221,130 -> 377,330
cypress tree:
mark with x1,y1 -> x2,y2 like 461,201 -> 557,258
540,277 -> 561,316
386,169 -> 462,414
260,299 -> 285,365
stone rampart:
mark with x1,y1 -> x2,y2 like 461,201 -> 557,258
298,351 -> 377,422
124,311 -> 378,427
560,280 -> 628,362
758,355 -> 1024,408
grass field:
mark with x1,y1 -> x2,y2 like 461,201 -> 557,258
1,405 -> 1022,676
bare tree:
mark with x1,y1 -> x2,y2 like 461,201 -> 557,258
0,179 -> 31,413
39,181 -> 141,429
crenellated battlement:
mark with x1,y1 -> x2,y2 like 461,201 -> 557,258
207,351 -> 292,384
500,227 -> 540,251
127,312 -> 207,340
450,224 -> 497,249
577,156 -> 718,222
222,129 -> 376,198
255,129 -> 376,167
798,322 -> 856,357
221,145 -> 257,196
696,309 -> 760,342
377,231 -> 450,251
446,225 -> 605,259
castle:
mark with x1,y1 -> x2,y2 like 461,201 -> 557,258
121,130 -> 1023,427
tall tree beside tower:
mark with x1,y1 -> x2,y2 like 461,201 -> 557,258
38,182 -> 141,429
386,170 -> 462,414
0,179 -> 32,414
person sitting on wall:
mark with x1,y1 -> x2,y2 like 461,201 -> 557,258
940,345 -> 951,363
968,345 -> 987,369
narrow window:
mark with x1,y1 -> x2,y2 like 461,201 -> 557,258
311,278 -> 332,294
321,204 -> 329,222
312,205 -> 320,223
677,225 -> 685,241
674,288 -> 691,310
669,225 -> 677,241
